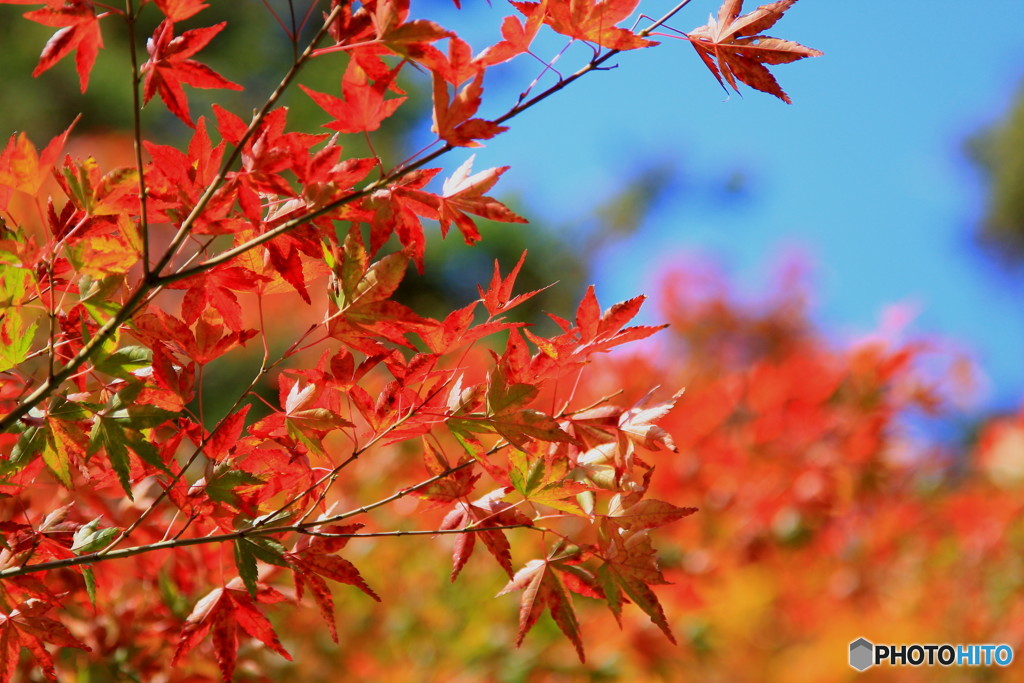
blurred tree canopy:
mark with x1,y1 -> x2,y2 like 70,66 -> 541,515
0,3 -> 412,156
968,81 -> 1024,260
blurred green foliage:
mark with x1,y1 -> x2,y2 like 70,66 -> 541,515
968,81 -> 1024,260
0,3 -> 413,157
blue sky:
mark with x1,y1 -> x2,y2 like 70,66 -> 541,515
436,0 -> 1024,412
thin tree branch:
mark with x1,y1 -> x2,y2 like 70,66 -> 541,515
0,523 -> 534,579
124,0 -> 151,277
299,524 -> 534,539
0,454 -> 503,580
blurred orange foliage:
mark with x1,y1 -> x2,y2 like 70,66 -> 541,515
246,262 -> 1024,683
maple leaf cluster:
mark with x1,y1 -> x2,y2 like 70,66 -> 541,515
0,0 -> 822,679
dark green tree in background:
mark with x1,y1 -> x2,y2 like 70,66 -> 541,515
969,81 -> 1024,261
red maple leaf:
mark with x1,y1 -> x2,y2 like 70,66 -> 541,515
397,155 -> 527,245
172,580 -> 291,683
55,154 -> 139,222
594,524 -> 677,642
291,140 -> 377,208
167,265 -> 265,332
417,35 -> 477,86
153,0 -> 209,22
365,170 -> 442,271
435,156 -> 527,243
213,106 -> 330,219
141,20 -> 242,127
0,599 -> 90,682
286,524 -> 381,643
326,243 -> 431,352
447,366 -> 579,450
1,507 -> 79,570
416,301 -> 521,354
301,59 -> 406,134
19,0 -> 107,92
498,549 -> 603,662
686,0 -> 822,104
440,488 -> 533,581
132,308 -> 257,366
416,439 -> 479,503
143,117 -> 246,234
607,493 -> 697,532
248,374 -> 354,456
617,388 -> 685,453
523,287 -> 666,373
477,251 -> 550,317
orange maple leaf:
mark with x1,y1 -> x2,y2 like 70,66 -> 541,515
512,0 -> 654,51
431,70 -> 507,147
687,0 -> 821,104
0,119 -> 76,200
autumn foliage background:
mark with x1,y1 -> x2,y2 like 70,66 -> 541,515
0,1 -> 1023,681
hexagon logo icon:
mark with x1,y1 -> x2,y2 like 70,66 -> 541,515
849,638 -> 874,671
